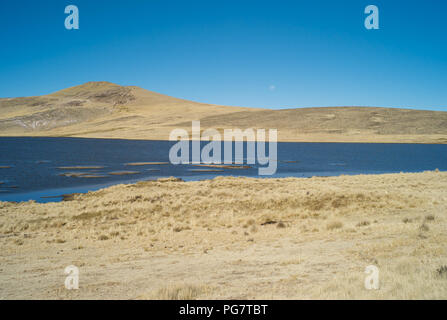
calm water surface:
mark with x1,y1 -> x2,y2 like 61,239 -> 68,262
0,137 -> 446,202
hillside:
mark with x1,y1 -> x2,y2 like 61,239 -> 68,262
1,81 -> 446,143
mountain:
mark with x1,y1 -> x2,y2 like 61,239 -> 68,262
1,81 -> 446,143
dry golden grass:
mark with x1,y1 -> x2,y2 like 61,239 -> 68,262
326,221 -> 343,230
0,171 -> 446,299
139,283 -> 211,300
1,81 -> 447,143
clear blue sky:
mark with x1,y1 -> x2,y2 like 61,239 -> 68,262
0,0 -> 446,110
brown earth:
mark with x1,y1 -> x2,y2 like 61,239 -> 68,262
1,81 -> 446,143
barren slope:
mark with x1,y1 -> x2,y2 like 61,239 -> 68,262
1,82 -> 446,143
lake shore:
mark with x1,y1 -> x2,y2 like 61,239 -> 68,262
1,171 -> 447,299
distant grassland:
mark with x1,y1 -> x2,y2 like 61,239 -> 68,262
1,81 -> 447,144
1,172 -> 446,299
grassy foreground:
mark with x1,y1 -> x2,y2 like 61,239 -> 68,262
0,171 -> 447,299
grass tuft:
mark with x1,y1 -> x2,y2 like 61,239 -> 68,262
327,221 -> 343,230
150,284 -> 208,300
436,265 -> 447,279
356,220 -> 370,227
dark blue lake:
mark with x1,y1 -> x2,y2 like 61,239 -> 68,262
0,137 -> 446,202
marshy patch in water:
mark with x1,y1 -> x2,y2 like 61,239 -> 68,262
57,166 -> 105,170
125,162 -> 169,166
188,169 -> 225,172
109,171 -> 140,176
58,172 -> 107,178
191,164 -> 251,169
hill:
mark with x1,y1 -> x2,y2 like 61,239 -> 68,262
1,81 -> 446,143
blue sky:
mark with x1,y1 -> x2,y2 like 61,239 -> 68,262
0,0 -> 446,110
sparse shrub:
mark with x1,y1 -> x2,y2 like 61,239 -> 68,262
98,235 -> 109,241
424,214 -> 435,222
419,223 -> 429,232
402,218 -> 412,223
327,221 -> 343,230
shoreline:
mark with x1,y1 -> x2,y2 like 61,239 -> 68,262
1,135 -> 447,145
1,171 -> 446,299
1,169 -> 445,204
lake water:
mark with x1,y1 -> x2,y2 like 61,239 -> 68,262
0,137 -> 446,202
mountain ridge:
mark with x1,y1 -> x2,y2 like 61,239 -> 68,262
1,82 -> 446,144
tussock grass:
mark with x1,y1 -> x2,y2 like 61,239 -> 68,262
142,284 -> 210,300
437,266 -> 447,279
327,221 -> 343,230
356,220 -> 370,227
277,221 -> 286,228
419,223 -> 430,232
1,171 -> 446,299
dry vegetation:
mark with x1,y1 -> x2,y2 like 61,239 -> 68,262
1,81 -> 447,143
0,171 -> 446,299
